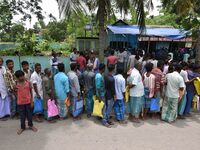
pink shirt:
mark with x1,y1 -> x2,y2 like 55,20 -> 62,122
107,55 -> 118,65
16,81 -> 32,105
76,56 -> 86,70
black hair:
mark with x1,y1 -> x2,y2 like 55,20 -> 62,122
188,63 -> 195,70
168,63 -> 174,73
193,64 -> 200,71
180,62 -> 188,68
6,59 -> 13,65
15,70 -> 25,78
35,63 -> 41,69
145,63 -> 154,72
157,60 -> 164,68
174,64 -> 182,72
108,64 -> 115,72
58,63 -> 65,72
79,51 -> 84,56
70,63 -> 77,71
21,61 -> 29,66
99,63 -> 105,71
110,50 -> 115,55
117,67 -> 123,74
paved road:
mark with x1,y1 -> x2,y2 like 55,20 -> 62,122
0,113 -> 200,150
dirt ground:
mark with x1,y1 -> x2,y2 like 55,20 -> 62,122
0,113 -> 200,150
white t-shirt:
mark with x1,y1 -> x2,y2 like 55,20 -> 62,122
70,52 -> 78,62
114,74 -> 126,99
128,68 -> 144,97
180,70 -> 189,82
165,71 -> 185,98
30,71 -> 43,99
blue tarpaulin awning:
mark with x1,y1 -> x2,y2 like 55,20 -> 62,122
107,25 -> 187,40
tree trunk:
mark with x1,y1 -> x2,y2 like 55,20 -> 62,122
196,31 -> 200,65
98,0 -> 106,62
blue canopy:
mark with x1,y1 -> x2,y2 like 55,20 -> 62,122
107,25 -> 187,40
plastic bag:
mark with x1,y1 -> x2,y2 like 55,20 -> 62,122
192,95 -> 200,110
65,97 -> 71,107
72,98 -> 83,117
92,96 -> 104,117
47,99 -> 59,118
125,86 -> 129,103
150,98 -> 159,111
33,97 -> 43,114
194,77 -> 200,95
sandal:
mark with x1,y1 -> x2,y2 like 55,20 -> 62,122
29,126 -> 38,132
17,129 -> 25,135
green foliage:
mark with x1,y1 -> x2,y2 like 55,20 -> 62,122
35,40 -> 50,52
145,11 -> 179,27
161,0 -> 200,37
41,21 -> 67,42
0,0 -> 43,42
1,23 -> 25,42
16,30 -> 38,55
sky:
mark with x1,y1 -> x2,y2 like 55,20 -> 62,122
13,0 -> 161,28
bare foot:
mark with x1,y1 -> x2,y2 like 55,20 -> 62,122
103,123 -> 112,128
29,126 -> 38,132
119,120 -> 128,124
48,120 -> 56,123
73,116 -> 81,121
17,129 -> 25,135
132,118 -> 140,123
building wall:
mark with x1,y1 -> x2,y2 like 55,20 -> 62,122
107,29 -> 138,48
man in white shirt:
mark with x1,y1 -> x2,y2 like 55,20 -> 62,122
127,63 -> 144,123
70,48 -> 78,63
114,67 -> 127,123
0,57 -> 10,120
30,63 -> 43,122
162,64 -> 185,123
50,51 -> 59,76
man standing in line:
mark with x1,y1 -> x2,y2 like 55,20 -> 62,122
0,58 -> 10,120
162,64 -> 185,123
4,59 -> 16,118
30,63 -> 43,122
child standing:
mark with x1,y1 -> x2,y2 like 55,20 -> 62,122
15,70 -> 37,135
114,67 -> 127,124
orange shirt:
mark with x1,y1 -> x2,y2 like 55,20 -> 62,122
16,80 -> 32,105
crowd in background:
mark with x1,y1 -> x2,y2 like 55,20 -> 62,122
0,47 -> 200,134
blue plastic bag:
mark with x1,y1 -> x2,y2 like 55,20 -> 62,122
33,97 -> 43,114
72,98 -> 83,117
150,98 -> 159,111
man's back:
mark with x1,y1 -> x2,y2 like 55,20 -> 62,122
166,72 -> 184,98
54,72 -> 69,101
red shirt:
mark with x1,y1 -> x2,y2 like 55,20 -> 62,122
76,56 -> 86,70
107,55 -> 118,65
16,80 -> 32,105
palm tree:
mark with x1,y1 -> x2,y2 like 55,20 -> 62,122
57,0 -> 153,62
162,0 -> 200,64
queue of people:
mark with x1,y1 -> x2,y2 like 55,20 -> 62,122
0,48 -> 200,135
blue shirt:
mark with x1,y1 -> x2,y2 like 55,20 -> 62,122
54,72 -> 69,101
95,73 -> 104,98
